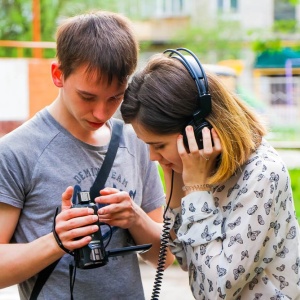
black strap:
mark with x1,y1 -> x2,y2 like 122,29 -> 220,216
29,119 -> 123,300
29,260 -> 60,300
52,207 -> 74,255
89,119 -> 123,202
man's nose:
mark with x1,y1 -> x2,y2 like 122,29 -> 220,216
92,101 -> 108,120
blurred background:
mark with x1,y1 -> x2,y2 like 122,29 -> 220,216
0,0 -> 300,299
1,0 -> 298,213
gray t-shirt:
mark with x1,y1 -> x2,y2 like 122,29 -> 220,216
0,108 -> 165,300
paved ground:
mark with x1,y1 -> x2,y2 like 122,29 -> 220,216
0,262 -> 192,300
140,262 -> 192,300
0,149 -> 299,300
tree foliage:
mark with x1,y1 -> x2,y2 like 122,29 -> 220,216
1,0 -> 300,59
0,0 -> 119,57
0,0 -> 31,40
171,19 -> 245,63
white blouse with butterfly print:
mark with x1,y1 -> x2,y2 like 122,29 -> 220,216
166,140 -> 300,300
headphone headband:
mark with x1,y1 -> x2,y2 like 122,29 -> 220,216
163,48 -> 211,120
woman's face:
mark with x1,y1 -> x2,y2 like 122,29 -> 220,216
131,121 -> 183,173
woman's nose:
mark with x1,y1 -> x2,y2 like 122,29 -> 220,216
149,147 -> 161,161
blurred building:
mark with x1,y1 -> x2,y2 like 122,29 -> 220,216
116,0 -> 300,41
118,0 -> 300,131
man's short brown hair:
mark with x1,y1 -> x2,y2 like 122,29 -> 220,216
56,10 -> 139,84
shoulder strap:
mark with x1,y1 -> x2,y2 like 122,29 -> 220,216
29,119 -> 124,300
89,118 -> 123,202
29,260 -> 60,300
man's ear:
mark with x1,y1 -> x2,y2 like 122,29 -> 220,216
51,62 -> 63,87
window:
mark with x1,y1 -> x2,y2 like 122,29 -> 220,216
274,0 -> 295,21
218,0 -> 224,11
156,0 -> 187,17
119,0 -> 187,18
230,0 -> 238,12
270,81 -> 288,105
218,0 -> 239,13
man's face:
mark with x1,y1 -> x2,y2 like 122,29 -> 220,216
53,63 -> 127,133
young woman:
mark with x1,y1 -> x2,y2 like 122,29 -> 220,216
121,49 -> 300,299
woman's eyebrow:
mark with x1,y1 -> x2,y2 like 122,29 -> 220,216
146,141 -> 164,145
136,137 -> 161,145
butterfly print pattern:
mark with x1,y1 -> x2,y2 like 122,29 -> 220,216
166,140 -> 300,299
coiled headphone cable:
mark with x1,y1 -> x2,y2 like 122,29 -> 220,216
151,170 -> 174,300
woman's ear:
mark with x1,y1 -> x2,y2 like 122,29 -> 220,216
51,62 -> 63,87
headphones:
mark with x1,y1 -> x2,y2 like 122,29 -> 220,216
163,48 -> 213,150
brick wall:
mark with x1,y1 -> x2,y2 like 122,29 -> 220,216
28,59 -> 58,118
0,58 -> 58,136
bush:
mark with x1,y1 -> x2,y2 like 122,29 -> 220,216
289,169 -> 300,222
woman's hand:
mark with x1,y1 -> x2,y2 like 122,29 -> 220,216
177,126 -> 222,187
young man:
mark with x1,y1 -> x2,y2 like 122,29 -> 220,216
0,11 -> 173,299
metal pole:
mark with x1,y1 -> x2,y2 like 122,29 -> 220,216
32,0 -> 42,58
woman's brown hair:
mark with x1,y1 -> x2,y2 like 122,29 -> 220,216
121,54 -> 267,184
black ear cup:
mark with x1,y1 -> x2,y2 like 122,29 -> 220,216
182,119 -> 213,150
163,47 -> 214,151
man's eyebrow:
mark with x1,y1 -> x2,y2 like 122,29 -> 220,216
110,92 -> 126,99
76,89 -> 95,97
76,90 -> 125,98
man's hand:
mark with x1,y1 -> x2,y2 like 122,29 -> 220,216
53,186 -> 100,252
